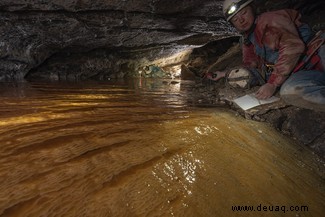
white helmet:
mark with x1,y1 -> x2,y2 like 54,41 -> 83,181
227,67 -> 252,89
223,0 -> 254,21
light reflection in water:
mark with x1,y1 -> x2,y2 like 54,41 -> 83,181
0,80 -> 324,217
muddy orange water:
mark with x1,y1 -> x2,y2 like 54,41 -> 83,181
0,80 -> 324,217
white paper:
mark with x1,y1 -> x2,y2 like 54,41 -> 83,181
233,94 -> 280,111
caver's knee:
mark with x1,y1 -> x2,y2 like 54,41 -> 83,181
279,82 -> 305,97
278,69 -> 325,111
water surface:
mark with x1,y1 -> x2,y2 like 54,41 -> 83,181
0,79 -> 324,217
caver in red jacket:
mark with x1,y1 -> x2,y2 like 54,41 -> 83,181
242,9 -> 324,87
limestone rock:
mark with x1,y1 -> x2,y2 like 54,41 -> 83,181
0,0 -> 235,81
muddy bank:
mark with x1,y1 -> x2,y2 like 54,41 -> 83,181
184,37 -> 325,160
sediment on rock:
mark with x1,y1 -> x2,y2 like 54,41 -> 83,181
186,38 -> 325,160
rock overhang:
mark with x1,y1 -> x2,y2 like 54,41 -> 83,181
0,0 -> 238,81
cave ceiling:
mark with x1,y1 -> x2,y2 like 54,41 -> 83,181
0,0 -> 323,81
0,0 -> 238,80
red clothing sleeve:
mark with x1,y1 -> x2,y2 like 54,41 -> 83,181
242,42 -> 258,68
254,10 -> 306,86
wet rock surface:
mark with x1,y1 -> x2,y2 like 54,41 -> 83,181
189,82 -> 325,159
185,38 -> 325,159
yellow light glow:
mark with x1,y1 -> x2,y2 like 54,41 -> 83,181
228,5 -> 237,15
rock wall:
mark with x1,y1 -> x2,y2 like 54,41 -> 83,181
0,0 -> 237,81
0,0 -> 323,81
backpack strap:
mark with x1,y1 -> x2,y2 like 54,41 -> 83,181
293,30 -> 325,72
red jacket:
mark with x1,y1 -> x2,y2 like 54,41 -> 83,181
242,9 -> 313,86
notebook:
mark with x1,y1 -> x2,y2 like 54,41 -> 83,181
233,94 -> 280,111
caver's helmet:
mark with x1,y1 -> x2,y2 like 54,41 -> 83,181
226,67 -> 252,89
223,0 -> 254,21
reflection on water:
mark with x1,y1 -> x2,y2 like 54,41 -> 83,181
0,79 -> 324,217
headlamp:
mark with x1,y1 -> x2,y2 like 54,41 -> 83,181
224,0 -> 251,21
227,4 -> 237,15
